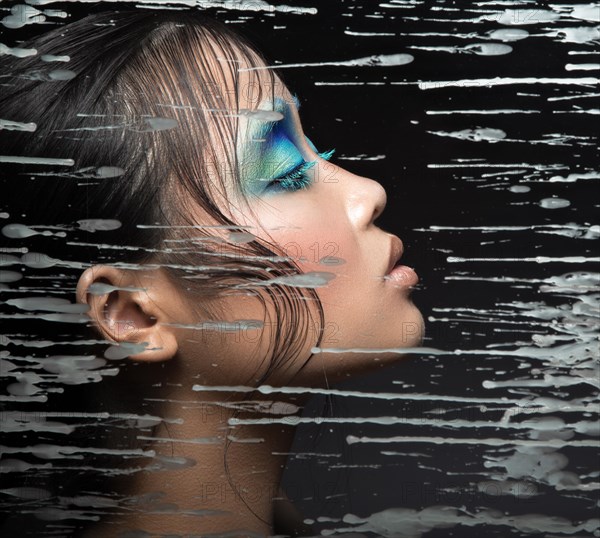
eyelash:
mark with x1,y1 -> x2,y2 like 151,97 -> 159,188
267,149 -> 336,192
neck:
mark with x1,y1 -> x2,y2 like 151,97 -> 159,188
84,391 -> 302,537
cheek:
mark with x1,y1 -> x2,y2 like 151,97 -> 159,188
267,215 -> 357,278
248,195 -> 356,268
281,222 -> 365,337
236,195 -> 363,312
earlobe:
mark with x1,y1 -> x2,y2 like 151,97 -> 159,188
76,266 -> 179,363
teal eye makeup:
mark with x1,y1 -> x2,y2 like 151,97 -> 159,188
266,149 -> 335,193
238,95 -> 335,196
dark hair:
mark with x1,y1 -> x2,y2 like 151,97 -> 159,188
0,10 -> 325,535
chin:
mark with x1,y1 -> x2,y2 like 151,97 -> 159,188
369,292 -> 425,346
392,304 -> 425,349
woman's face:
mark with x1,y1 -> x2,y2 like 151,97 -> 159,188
188,49 -> 425,386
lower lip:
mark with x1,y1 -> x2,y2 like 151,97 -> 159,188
385,265 -> 419,288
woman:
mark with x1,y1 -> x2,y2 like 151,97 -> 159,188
0,10 -> 423,537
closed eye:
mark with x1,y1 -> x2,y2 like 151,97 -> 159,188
265,149 -> 335,193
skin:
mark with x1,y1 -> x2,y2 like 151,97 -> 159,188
76,36 -> 423,537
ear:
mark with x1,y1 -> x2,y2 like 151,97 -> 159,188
76,265 -> 179,362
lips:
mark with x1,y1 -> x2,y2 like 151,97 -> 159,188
384,235 -> 419,288
386,234 -> 404,275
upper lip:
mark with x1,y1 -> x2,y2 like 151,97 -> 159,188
386,234 -> 404,274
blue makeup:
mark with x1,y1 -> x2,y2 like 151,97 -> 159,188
239,95 -> 335,196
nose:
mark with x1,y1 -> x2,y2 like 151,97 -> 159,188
337,166 -> 388,229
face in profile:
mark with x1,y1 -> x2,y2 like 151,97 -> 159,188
225,70 -> 425,385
